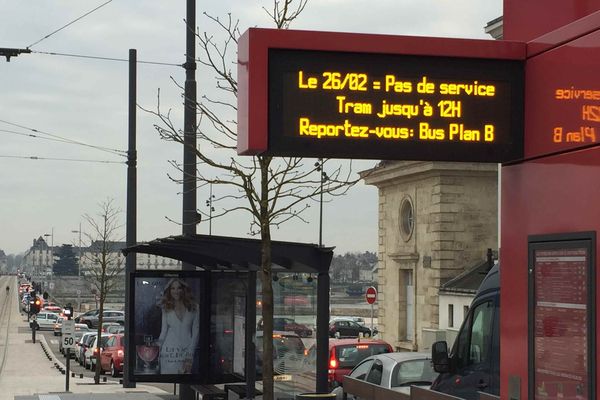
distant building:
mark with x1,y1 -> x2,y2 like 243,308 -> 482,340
78,241 -> 182,275
22,237 -> 53,276
23,238 -> 182,277
438,257 -> 497,347
0,249 -> 7,272
362,161 -> 498,351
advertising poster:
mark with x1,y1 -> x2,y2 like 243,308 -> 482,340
131,272 -> 204,381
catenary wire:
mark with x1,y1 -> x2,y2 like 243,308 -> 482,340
0,128 -> 96,146
0,119 -> 127,157
0,155 -> 125,164
31,50 -> 182,67
27,0 -> 114,49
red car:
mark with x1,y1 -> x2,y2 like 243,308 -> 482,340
305,338 -> 393,390
257,317 -> 313,337
99,334 -> 124,377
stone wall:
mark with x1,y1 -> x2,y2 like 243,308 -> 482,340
363,161 -> 498,351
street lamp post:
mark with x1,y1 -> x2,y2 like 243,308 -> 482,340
43,228 -> 54,276
315,159 -> 328,247
44,228 -> 54,290
71,222 -> 82,278
205,183 -> 215,235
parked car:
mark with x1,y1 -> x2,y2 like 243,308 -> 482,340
332,352 -> 437,399
345,285 -> 364,297
256,331 -> 306,376
283,295 -> 310,306
53,316 -> 66,336
305,338 -> 393,390
105,324 -> 125,334
257,317 -> 313,338
101,322 -> 121,333
43,305 -> 63,315
76,332 -> 97,365
77,310 -> 124,329
85,334 -> 111,370
330,316 -> 367,327
34,312 -> 60,330
60,323 -> 91,356
99,334 -> 124,377
329,319 -> 373,338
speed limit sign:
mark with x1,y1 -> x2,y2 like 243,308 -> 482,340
62,320 -> 75,349
62,335 -> 76,349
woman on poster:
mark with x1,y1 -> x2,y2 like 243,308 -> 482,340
156,278 -> 200,374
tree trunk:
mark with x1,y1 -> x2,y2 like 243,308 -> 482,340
260,157 -> 274,400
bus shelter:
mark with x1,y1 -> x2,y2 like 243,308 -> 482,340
123,233 -> 333,397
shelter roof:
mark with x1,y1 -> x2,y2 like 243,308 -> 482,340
122,234 -> 333,273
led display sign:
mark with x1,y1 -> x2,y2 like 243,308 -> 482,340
238,29 -> 526,162
268,49 -> 524,162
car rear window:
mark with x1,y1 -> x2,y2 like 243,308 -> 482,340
335,344 -> 390,369
391,359 -> 437,387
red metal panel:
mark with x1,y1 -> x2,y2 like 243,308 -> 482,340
527,10 -> 600,57
524,28 -> 600,159
501,147 -> 600,400
504,0 -> 600,41
502,9 -> 600,398
237,28 -> 525,155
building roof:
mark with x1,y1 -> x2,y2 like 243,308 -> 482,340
439,259 -> 495,295
122,234 -> 333,273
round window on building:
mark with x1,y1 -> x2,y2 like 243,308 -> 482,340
399,196 -> 414,241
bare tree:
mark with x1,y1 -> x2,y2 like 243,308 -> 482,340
144,1 -> 362,398
82,198 -> 125,384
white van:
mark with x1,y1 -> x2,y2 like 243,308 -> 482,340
34,312 -> 60,330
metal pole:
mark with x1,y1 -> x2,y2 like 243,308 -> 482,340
371,303 -> 374,335
209,183 -> 213,235
319,159 -> 323,247
66,349 -> 70,391
181,0 -> 197,398
316,271 -> 330,393
123,48 -> 137,389
78,223 -> 82,278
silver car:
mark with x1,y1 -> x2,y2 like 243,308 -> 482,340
76,332 -> 97,365
333,352 -> 438,399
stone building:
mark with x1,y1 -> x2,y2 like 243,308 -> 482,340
362,160 -> 498,351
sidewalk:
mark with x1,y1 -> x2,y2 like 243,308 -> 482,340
0,312 -> 174,400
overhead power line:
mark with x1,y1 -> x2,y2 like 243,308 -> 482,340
31,50 -> 182,67
0,119 -> 127,157
27,0 -> 114,49
0,154 -> 125,164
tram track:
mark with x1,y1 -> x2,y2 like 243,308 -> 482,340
0,275 -> 16,377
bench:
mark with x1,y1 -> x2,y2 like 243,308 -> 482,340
224,383 -> 263,399
191,384 -> 227,400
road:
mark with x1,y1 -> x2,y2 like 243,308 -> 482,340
0,275 -> 17,379
31,317 -> 177,394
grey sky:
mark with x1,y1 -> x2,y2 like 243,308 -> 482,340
0,0 -> 502,256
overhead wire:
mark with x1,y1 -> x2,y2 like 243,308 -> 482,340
0,128 -> 95,146
27,0 -> 114,49
0,119 -> 127,157
0,155 -> 125,164
31,50 -> 182,67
